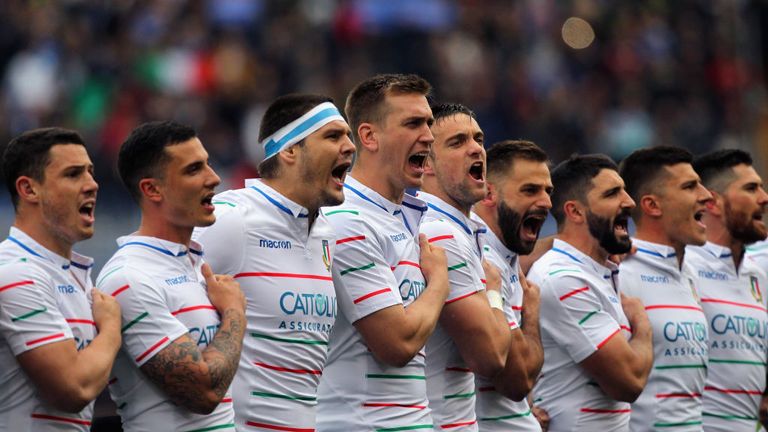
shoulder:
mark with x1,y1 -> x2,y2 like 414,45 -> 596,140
0,258 -> 52,290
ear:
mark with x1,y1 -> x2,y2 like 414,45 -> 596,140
423,154 -> 435,176
16,176 -> 40,204
639,194 -> 662,218
706,188 -> 724,217
139,178 -> 163,203
563,200 -> 585,224
357,123 -> 378,152
478,182 -> 498,208
278,145 -> 301,167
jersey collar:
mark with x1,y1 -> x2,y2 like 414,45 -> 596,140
245,178 -> 309,219
343,176 -> 428,236
628,238 -> 680,275
552,238 -> 618,278
470,212 -> 516,265
418,191 -> 478,236
7,226 -> 93,270
116,234 -> 204,259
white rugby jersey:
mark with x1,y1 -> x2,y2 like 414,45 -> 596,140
417,192 -> 485,431
316,176 -> 434,432
0,227 -> 96,432
527,239 -> 632,432
97,235 -> 235,432
193,179 -> 336,431
470,214 -> 542,432
618,239 -> 708,431
684,242 -> 768,432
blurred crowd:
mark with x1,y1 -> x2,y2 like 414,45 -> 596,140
0,0 -> 766,206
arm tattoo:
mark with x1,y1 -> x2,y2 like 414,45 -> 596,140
140,308 -> 246,413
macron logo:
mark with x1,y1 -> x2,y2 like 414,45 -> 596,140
165,275 -> 190,285
259,239 -> 292,249
698,270 -> 728,281
640,274 -> 669,284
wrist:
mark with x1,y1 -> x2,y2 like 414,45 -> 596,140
486,290 -> 504,311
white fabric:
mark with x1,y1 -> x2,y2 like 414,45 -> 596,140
527,239 -> 631,432
418,192 -> 485,431
684,242 -> 768,432
193,179 -> 337,432
261,102 -> 346,160
619,239 -> 708,431
98,235 -> 235,432
0,227 -> 95,432
472,214 -> 542,432
316,176 -> 435,432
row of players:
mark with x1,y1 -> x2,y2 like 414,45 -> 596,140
0,73 -> 766,432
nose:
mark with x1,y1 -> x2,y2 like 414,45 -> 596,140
538,192 -> 553,211
421,123 -> 435,146
205,164 -> 221,189
341,135 -> 356,157
758,185 -> 768,207
620,189 -> 636,209
697,183 -> 714,204
84,170 -> 99,194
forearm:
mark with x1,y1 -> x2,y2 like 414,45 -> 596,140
491,326 -> 540,400
72,324 -> 122,400
520,300 -> 544,382
201,308 -> 246,399
626,321 -> 653,380
399,273 -> 450,353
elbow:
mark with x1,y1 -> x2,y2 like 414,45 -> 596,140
604,380 -> 645,403
467,354 -> 506,381
184,392 -> 222,415
370,343 -> 420,368
495,376 -> 535,402
45,387 -> 94,413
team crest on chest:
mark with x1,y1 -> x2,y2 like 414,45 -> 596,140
750,275 -> 763,304
322,239 -> 331,272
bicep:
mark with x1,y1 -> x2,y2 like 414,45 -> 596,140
140,333 -> 207,392
440,291 -> 499,355
16,338 -> 80,394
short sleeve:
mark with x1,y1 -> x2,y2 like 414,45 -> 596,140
328,213 -> 403,324
100,268 -> 188,366
420,220 -> 483,303
0,261 -> 73,355
539,274 -> 621,363
193,200 -> 246,276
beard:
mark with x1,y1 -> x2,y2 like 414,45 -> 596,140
497,200 -> 545,255
725,200 -> 767,245
586,209 -> 632,255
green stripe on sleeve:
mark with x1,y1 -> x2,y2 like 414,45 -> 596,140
340,262 -> 376,276
11,307 -> 47,322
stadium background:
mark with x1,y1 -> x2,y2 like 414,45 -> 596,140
0,0 -> 767,429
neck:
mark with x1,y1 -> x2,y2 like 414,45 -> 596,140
421,178 -> 471,216
136,212 -> 193,247
473,205 -> 503,244
703,214 -> 744,268
260,176 -> 318,214
634,221 -> 686,268
350,163 -> 405,204
558,225 -> 609,264
13,217 -> 73,259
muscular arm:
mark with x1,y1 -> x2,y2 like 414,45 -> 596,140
140,307 -> 245,414
492,275 -> 544,401
579,295 -> 653,402
15,288 -> 121,413
354,234 -> 449,367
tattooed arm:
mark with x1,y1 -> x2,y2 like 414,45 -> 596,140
140,264 -> 246,414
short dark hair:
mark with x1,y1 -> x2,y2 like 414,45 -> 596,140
693,149 -> 754,193
257,93 -> 333,179
345,74 -> 431,146
619,146 -> 693,213
431,102 -> 475,124
2,127 -> 85,209
550,154 -> 618,227
486,140 -> 548,185
118,121 -> 197,202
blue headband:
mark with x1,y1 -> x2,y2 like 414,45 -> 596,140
261,102 -> 346,160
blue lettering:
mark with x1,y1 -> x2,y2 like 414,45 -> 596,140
400,278 -> 427,301
389,233 -> 408,243
711,314 -> 768,339
279,291 -> 337,318
663,321 -> 707,342
698,270 -> 728,281
640,274 -> 670,284
57,284 -> 76,294
165,275 -> 189,285
259,239 -> 292,249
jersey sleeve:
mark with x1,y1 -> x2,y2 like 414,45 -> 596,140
539,273 -> 621,363
420,220 -> 484,303
100,267 -> 188,367
0,260 -> 73,355
327,213 -> 404,324
192,200 -> 246,276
